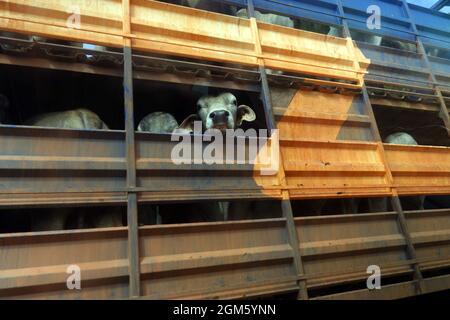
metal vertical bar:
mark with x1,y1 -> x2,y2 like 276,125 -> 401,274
401,0 -> 450,138
259,65 -> 277,133
246,0 -> 308,299
123,0 -> 140,298
127,192 -> 140,297
246,0 -> 276,132
336,0 -> 424,294
335,0 -> 382,142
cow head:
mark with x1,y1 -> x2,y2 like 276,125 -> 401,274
0,94 -> 10,124
196,93 -> 256,132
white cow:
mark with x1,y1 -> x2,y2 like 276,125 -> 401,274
385,132 -> 418,145
138,93 -> 257,134
23,109 -> 121,231
25,109 -> 109,130
138,112 -> 196,134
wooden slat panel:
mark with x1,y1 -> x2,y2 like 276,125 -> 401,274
273,90 -> 372,141
272,89 -> 389,198
136,133 -> 282,202
0,126 -> 126,206
130,0 -> 258,66
0,0 -> 124,47
0,219 -> 299,299
0,0 -> 366,82
139,219 -> 298,299
2,211 -> 450,299
385,144 -> 450,195
282,140 -> 390,198
405,209 -> 450,272
0,227 -> 129,299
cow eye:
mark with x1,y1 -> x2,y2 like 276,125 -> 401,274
231,99 -> 237,106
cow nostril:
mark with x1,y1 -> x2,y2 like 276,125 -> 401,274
224,111 -> 230,117
209,112 -> 216,119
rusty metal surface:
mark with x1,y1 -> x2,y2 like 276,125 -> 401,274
0,227 -> 130,299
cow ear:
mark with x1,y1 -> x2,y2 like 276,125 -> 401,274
236,105 -> 256,127
176,114 -> 198,134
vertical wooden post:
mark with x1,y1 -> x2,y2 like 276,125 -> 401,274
122,0 -> 140,298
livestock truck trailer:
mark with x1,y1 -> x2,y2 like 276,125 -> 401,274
0,0 -> 450,301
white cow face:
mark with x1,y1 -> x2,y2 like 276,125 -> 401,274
196,93 -> 256,132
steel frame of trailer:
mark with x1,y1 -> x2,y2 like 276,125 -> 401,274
0,0 -> 449,299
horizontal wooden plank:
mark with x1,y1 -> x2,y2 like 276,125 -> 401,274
1,209 -> 450,299
274,109 -> 371,126
140,244 -> 292,275
300,234 -> 406,257
385,144 -> 450,196
0,192 -> 127,207
288,186 -> 393,199
284,162 -> 386,173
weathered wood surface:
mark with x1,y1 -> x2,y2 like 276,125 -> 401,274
1,209 -> 448,299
